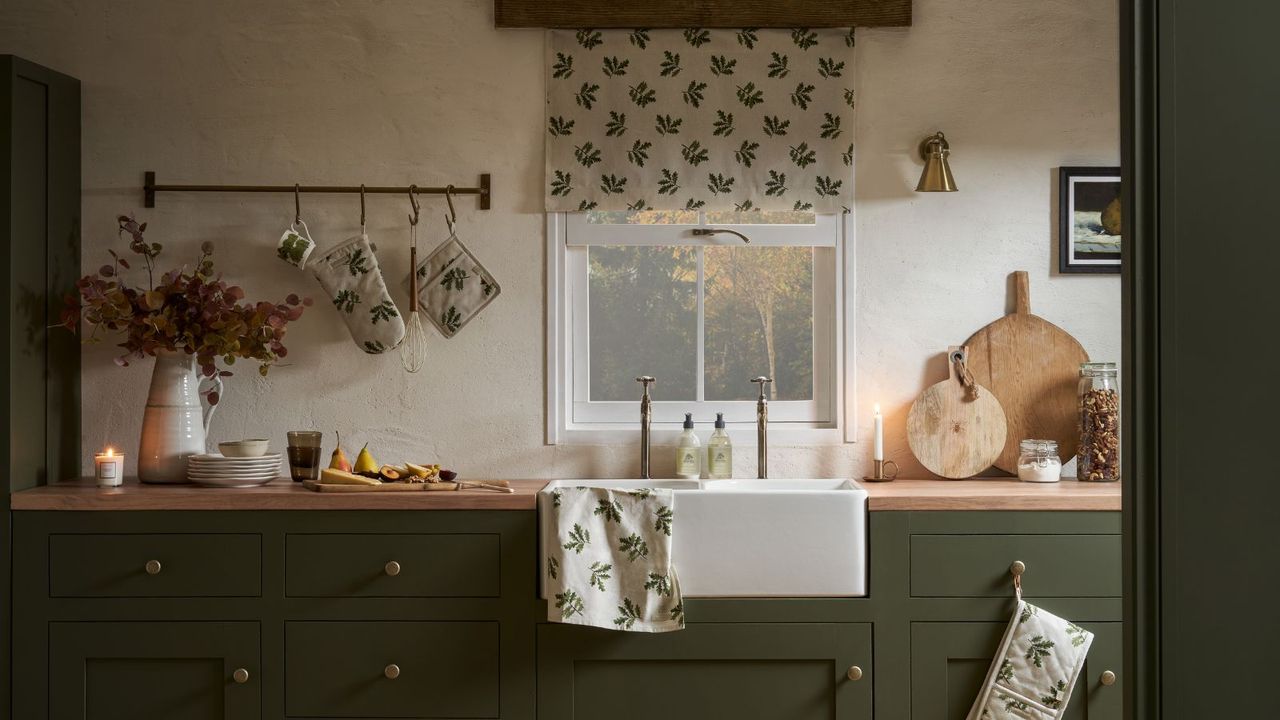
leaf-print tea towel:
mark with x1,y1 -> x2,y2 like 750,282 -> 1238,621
411,231 -> 500,338
308,233 -> 405,354
543,486 -> 684,633
967,601 -> 1093,720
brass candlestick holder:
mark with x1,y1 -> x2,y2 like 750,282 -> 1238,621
863,459 -> 899,483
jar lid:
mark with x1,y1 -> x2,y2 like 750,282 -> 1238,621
1080,361 -> 1117,377
1019,438 -> 1059,451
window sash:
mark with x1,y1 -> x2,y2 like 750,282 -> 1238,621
565,212 -> 838,247
565,225 -> 838,426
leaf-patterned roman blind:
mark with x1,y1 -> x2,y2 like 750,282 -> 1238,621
546,28 -> 856,213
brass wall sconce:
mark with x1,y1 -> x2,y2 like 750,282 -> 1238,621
915,131 -> 958,192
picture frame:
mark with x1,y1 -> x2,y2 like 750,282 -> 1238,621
1058,166 -> 1122,274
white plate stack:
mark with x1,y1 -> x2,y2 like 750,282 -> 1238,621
187,453 -> 283,487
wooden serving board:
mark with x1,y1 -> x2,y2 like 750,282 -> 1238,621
907,347 -> 1008,479
964,271 -> 1089,472
301,479 -> 511,493
303,481 -> 458,492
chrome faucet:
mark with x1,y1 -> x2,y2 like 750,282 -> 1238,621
637,376 -> 656,479
751,376 -> 773,478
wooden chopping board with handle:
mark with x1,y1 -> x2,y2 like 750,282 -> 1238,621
964,271 -> 1089,473
907,346 -> 1009,479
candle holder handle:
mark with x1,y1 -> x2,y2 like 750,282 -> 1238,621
864,458 -> 898,483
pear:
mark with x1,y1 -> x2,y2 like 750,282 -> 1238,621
353,443 -> 379,476
329,431 -> 352,472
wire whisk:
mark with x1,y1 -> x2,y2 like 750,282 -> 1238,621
401,186 -> 428,374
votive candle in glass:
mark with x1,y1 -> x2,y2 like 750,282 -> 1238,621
95,447 -> 125,488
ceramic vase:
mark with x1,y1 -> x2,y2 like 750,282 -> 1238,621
137,350 -> 222,484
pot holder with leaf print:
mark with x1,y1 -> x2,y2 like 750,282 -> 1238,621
411,230 -> 500,338
966,600 -> 1093,720
309,233 -> 405,354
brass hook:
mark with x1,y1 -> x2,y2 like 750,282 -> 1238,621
408,184 -> 420,226
445,184 -> 457,230
359,184 -> 367,227
294,184 -> 302,225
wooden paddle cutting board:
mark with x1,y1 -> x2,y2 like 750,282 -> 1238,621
907,347 -> 1009,479
964,271 -> 1089,473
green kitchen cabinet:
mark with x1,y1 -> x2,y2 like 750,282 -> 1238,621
1,54 -> 82,715
9,505 -> 1119,719
48,621 -> 260,720
537,622 -> 873,719
909,621 -> 1121,720
285,621 -> 501,718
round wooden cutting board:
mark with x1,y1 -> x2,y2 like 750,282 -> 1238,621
907,347 -> 1009,479
964,271 -> 1089,473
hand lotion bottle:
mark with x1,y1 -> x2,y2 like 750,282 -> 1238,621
676,413 -> 702,479
707,413 -> 732,479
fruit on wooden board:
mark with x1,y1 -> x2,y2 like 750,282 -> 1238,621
378,465 -> 402,482
353,444 -> 379,475
328,431 -> 351,471
319,468 -> 381,486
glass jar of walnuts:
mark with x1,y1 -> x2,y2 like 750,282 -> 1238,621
1078,362 -> 1119,482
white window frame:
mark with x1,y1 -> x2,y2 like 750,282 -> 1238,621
546,211 -> 857,447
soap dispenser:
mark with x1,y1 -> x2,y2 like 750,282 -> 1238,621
676,413 -> 702,480
707,412 -> 733,479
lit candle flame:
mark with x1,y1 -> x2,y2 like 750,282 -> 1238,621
874,403 -> 881,415
105,447 -> 114,457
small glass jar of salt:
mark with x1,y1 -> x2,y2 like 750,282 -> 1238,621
1017,439 -> 1062,483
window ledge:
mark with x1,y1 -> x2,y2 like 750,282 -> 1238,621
550,425 -> 850,447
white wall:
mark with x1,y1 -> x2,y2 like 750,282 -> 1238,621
0,0 -> 1119,479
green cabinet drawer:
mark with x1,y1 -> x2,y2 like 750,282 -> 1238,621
285,533 -> 500,597
910,535 -> 1121,598
49,533 -> 261,598
49,621 -> 260,719
538,623 -> 872,719
285,621 -> 500,718
910,621 -> 1121,720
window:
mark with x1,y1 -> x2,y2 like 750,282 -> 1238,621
548,210 -> 849,443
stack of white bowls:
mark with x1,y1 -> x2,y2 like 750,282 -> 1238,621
188,452 -> 282,487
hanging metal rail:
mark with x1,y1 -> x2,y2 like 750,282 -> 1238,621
142,171 -> 492,210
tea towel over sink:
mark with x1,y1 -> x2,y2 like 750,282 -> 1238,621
543,486 -> 684,633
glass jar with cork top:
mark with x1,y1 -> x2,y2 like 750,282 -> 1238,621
1078,362 -> 1119,482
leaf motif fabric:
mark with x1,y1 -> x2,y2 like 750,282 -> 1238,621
408,230 -> 501,339
966,601 -> 1094,720
542,486 -> 684,633
300,233 -> 405,354
546,28 -> 856,213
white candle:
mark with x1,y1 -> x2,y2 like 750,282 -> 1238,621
873,403 -> 884,462
95,447 -> 125,488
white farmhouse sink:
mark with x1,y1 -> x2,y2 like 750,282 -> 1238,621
538,478 -> 868,598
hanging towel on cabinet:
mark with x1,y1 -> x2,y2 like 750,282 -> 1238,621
542,486 -> 684,633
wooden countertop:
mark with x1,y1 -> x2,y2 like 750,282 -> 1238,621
10,477 -> 1119,512
864,478 -> 1120,511
10,477 -> 548,511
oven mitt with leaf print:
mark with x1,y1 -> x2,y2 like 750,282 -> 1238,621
411,229 -> 500,338
309,233 -> 405,354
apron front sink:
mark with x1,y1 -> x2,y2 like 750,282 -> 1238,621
539,478 -> 868,598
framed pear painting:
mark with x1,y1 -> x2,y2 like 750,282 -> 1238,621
1059,166 -> 1122,274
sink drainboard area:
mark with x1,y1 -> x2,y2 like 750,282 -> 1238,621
539,478 -> 869,597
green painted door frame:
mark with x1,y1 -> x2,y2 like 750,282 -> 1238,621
1122,1 -> 1280,718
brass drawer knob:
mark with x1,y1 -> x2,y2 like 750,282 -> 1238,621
233,668 -> 250,684
384,664 -> 401,679
1100,670 -> 1116,686
846,665 -> 863,682
1010,560 -> 1026,576
385,561 -> 401,577
144,560 -> 162,575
